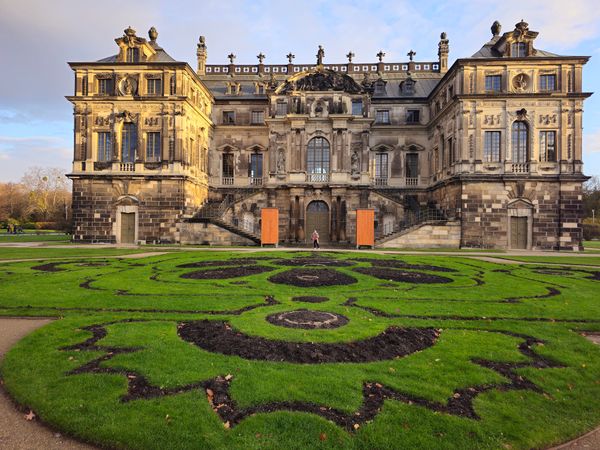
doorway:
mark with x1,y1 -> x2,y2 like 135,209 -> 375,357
120,212 -> 136,244
306,201 -> 329,244
510,216 -> 528,249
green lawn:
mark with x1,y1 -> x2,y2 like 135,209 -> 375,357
0,233 -> 71,242
0,247 -> 166,260
494,255 -> 600,266
1,249 -> 599,449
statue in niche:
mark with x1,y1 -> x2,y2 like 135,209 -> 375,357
277,148 -> 286,173
119,76 -> 137,96
351,148 -> 360,177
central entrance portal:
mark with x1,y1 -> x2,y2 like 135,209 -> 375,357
306,201 -> 330,244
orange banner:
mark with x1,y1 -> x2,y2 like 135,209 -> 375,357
261,208 -> 279,245
356,209 -> 375,247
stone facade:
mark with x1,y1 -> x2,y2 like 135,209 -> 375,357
67,21 -> 591,249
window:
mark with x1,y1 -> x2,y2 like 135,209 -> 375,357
352,100 -> 363,116
406,109 -> 420,124
511,42 -> 527,57
222,111 -> 235,124
512,121 -> 529,163
222,153 -> 234,178
276,102 -> 287,116
375,153 -> 388,178
373,80 -> 387,96
169,75 -> 176,95
375,110 -> 390,124
539,74 -> 556,91
147,78 -> 162,95
126,47 -> 140,62
484,131 -> 501,162
97,132 -> 112,162
146,132 -> 161,162
251,110 -> 264,124
406,153 -> 419,178
539,131 -> 557,162
121,123 -> 137,163
307,137 -> 330,174
485,75 -> 502,92
98,78 -> 113,95
448,137 -> 455,164
248,153 -> 263,178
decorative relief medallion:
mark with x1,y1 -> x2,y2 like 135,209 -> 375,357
118,76 -> 138,96
512,73 -> 530,92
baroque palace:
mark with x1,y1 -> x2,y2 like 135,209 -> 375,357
67,21 -> 590,249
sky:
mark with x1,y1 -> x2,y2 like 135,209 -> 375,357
1,0 -> 599,182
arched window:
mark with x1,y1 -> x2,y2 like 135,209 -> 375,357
121,123 -> 137,163
307,137 -> 330,182
512,121 -> 529,163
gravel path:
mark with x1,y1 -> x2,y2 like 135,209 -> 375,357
0,318 -> 95,449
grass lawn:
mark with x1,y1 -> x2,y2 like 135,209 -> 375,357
0,247 -> 167,260
494,255 -> 600,266
0,249 -> 599,449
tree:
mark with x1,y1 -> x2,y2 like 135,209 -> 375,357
20,167 -> 71,224
0,182 -> 28,223
583,175 -> 600,222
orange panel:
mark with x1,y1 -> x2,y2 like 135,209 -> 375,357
261,208 -> 279,245
356,209 -> 375,247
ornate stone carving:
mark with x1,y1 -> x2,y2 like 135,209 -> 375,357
118,76 -> 138,96
316,45 -> 325,65
538,114 -> 557,125
351,148 -> 360,178
483,114 -> 501,125
95,116 -> 111,126
144,117 -> 160,126
276,68 -> 363,94
512,73 -> 530,92
276,148 -> 286,173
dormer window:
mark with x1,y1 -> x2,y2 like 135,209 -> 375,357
126,47 -> 140,62
511,42 -> 527,57
401,78 -> 415,95
373,79 -> 387,96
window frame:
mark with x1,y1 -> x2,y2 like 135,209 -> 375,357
539,130 -> 557,162
250,110 -> 264,125
352,100 -> 363,116
147,77 -> 162,96
406,153 -> 419,178
485,75 -> 502,92
248,152 -> 263,178
539,74 -> 557,92
511,121 -> 529,163
146,132 -> 161,162
121,123 -> 137,163
306,137 -> 330,175
126,47 -> 140,63
97,132 -> 112,162
222,152 -> 234,178
406,109 -> 420,124
374,152 -> 388,178
98,78 -> 113,96
222,111 -> 236,125
375,109 -> 390,124
483,131 -> 501,162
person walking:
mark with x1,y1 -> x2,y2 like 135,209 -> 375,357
311,229 -> 320,249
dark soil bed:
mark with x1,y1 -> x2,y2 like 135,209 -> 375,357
178,320 -> 438,363
353,267 -> 453,284
271,257 -> 355,267
292,296 -> 329,303
178,260 -> 259,269
180,265 -> 273,280
266,309 -> 348,329
268,268 -> 357,287
353,258 -> 457,272
31,262 -> 67,272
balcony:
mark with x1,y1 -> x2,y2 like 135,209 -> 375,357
510,163 -> 530,173
119,163 -> 135,172
306,173 -> 330,183
405,177 -> 419,186
249,177 -> 264,186
221,177 -> 234,185
373,177 -> 388,186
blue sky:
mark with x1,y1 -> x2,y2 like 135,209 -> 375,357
1,0 -> 599,182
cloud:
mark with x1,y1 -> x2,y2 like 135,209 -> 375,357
0,135 -> 71,182
584,128 -> 600,154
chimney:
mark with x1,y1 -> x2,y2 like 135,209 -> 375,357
197,36 -> 207,75
438,32 -> 449,74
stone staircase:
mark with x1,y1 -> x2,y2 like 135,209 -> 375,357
375,207 -> 449,246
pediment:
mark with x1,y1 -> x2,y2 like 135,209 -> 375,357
275,67 -> 364,94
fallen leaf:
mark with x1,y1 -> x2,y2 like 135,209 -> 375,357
225,374 -> 233,381
353,423 -> 360,430
319,432 -> 327,441
24,410 -> 36,421
223,421 -> 230,429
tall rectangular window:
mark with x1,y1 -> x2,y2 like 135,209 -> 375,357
121,123 -> 137,163
147,78 -> 162,95
126,47 -> 140,62
539,131 -> 557,162
406,109 -> 420,123
485,75 -> 501,92
276,102 -> 287,116
98,78 -> 113,95
352,100 -> 363,116
97,132 -> 112,162
146,132 -> 161,162
169,75 -> 176,95
484,131 -> 501,162
222,153 -> 234,178
375,153 -> 388,178
539,74 -> 556,91
248,153 -> 263,178
376,110 -> 390,124
222,111 -> 235,124
406,153 -> 419,178
251,110 -> 264,124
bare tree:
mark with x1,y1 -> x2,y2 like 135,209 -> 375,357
21,167 -> 71,223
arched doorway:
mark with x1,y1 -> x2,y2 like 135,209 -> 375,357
306,201 -> 330,244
